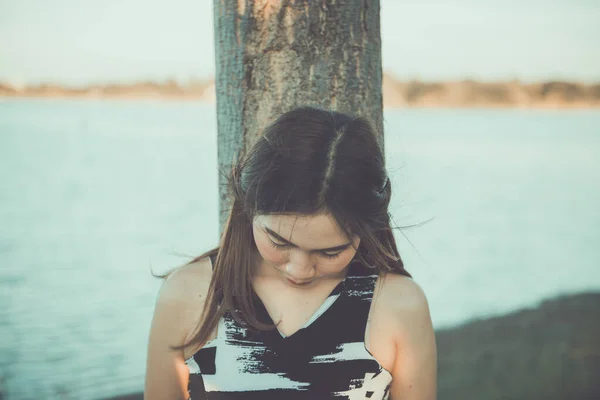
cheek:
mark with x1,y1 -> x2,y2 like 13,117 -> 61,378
321,247 -> 358,272
254,234 -> 288,264
335,239 -> 359,264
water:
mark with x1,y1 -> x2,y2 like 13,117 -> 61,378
1,99 -> 599,399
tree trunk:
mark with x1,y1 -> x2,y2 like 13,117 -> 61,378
214,0 -> 384,227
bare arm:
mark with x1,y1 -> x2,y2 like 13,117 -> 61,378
386,276 -> 437,400
144,258 -> 212,400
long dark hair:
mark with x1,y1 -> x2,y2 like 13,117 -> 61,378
183,106 -> 410,349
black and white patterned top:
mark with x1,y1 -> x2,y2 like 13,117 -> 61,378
185,261 -> 392,399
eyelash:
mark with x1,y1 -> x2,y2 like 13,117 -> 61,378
267,239 -> 342,259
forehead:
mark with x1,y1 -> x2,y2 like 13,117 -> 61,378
255,213 -> 350,246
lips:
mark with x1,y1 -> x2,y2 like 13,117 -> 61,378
286,277 -> 313,286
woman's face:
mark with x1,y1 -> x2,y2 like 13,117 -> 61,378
252,213 -> 360,287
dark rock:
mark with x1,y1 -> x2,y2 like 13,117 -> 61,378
437,292 -> 600,400
102,393 -> 142,400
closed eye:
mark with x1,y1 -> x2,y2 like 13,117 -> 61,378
268,239 -> 289,249
320,251 -> 341,259
265,230 -> 349,259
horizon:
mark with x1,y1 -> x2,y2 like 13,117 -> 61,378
2,0 -> 599,85
2,73 -> 600,88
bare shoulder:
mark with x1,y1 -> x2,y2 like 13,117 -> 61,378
374,273 -> 432,335
151,256 -> 214,349
145,257 -> 214,399
378,273 -> 429,309
159,256 -> 213,306
372,273 -> 437,399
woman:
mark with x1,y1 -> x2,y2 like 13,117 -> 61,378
145,107 -> 437,399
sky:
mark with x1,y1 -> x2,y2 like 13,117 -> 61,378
1,0 -> 599,85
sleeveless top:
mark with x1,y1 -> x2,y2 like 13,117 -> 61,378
184,261 -> 392,399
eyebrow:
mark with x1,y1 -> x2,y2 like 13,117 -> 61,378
265,227 -> 352,253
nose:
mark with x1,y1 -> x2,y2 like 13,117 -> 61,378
285,249 -> 316,281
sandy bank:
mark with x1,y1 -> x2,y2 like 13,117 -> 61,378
2,74 -> 599,109
101,292 -> 600,400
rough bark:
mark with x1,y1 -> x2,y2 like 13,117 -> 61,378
214,0 -> 384,227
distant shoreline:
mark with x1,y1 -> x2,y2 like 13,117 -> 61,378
2,73 -> 599,109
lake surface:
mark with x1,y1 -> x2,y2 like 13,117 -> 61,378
1,99 -> 599,399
